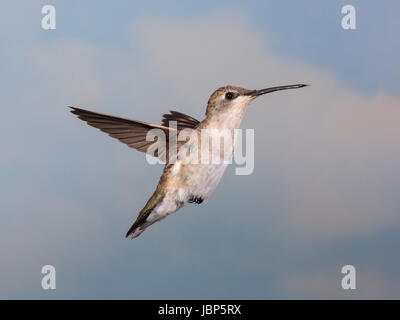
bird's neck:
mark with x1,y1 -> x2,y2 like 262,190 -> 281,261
201,108 -> 247,131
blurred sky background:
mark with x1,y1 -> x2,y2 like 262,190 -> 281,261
1,0 -> 400,299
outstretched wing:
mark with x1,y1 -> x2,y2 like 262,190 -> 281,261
70,107 -> 200,161
162,110 -> 200,130
70,107 -> 173,158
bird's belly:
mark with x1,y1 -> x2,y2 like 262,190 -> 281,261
171,162 -> 229,202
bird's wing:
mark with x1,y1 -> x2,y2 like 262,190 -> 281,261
69,107 -> 173,160
161,110 -> 200,130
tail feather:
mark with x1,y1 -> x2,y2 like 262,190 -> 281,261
125,190 -> 165,239
125,208 -> 153,239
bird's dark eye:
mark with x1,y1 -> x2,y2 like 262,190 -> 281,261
225,92 -> 234,100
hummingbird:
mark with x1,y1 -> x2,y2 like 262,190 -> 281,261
70,84 -> 307,239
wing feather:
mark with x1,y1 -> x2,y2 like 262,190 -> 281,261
70,107 -> 171,160
161,110 -> 200,130
70,107 -> 201,162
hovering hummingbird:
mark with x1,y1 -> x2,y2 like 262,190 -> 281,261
70,84 -> 307,238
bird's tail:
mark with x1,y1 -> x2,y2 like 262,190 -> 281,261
125,190 -> 165,239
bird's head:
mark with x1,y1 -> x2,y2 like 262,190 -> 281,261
206,84 -> 308,118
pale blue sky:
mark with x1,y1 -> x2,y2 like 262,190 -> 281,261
1,1 -> 399,299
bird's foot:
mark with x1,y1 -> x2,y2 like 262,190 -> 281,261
188,195 -> 204,204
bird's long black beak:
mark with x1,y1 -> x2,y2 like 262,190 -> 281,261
246,84 -> 308,97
